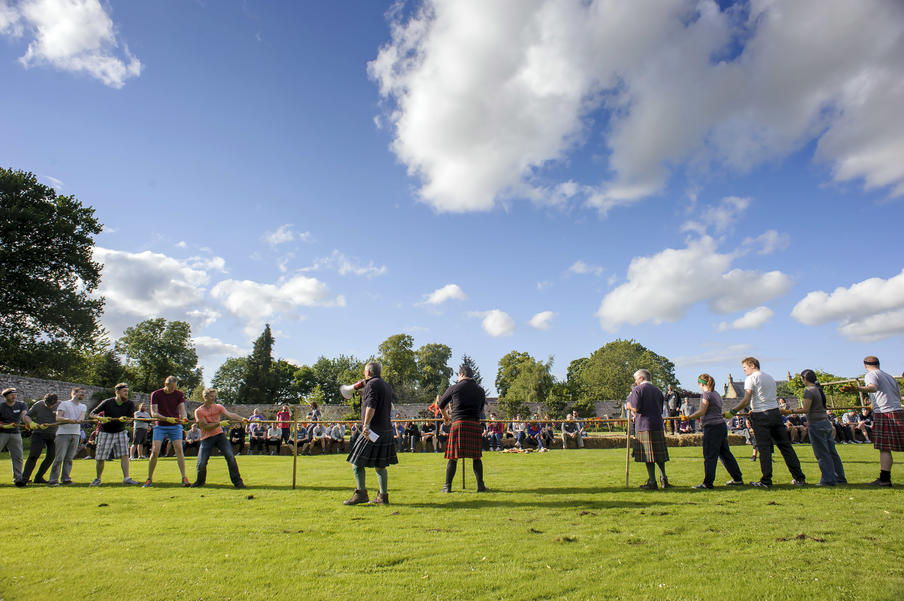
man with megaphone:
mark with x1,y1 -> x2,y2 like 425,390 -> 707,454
343,362 -> 397,505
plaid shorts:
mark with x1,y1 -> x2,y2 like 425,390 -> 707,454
873,410 -> 904,452
96,430 -> 129,460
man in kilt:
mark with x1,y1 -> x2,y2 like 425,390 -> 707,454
626,369 -> 670,489
853,356 -> 904,487
437,363 -> 488,492
345,362 -> 397,505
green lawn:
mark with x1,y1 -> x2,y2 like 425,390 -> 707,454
1,445 -> 902,601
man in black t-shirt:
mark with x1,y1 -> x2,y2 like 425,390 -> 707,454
88,383 -> 140,486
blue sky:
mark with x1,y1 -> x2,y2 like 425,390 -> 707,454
2,0 -> 903,394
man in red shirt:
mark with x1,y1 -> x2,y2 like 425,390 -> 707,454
143,376 -> 190,487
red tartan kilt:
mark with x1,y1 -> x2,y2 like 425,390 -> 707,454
444,420 -> 483,460
873,410 -> 904,452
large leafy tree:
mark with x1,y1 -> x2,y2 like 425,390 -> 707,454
579,339 -> 676,401
378,333 -> 418,402
211,357 -> 248,405
239,324 -> 276,404
307,354 -> 364,405
115,318 -> 201,393
495,350 -> 532,399
0,167 -> 104,376
415,343 -> 453,402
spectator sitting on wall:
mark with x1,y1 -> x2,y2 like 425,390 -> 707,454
329,422 -> 346,453
248,422 -> 266,455
525,417 -> 546,452
571,410 -> 587,441
349,423 -> 360,449
229,423 -> 246,455
437,421 -> 450,451
512,415 -> 527,449
404,420 -> 421,453
267,424 -> 282,455
184,424 -> 202,453
679,398 -> 696,433
841,410 -> 866,443
421,420 -> 438,453
307,422 -> 329,454
860,408 -> 874,442
785,413 -> 808,443
541,414 -> 555,448
562,413 -> 584,449
486,414 -> 504,451
829,410 -> 853,443
393,413 -> 405,451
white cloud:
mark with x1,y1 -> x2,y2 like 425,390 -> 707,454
536,281 -> 551,291
187,256 -> 227,273
304,250 -> 387,278
210,275 -> 345,336
469,309 -> 515,337
370,1 -> 904,213
175,241 -> 187,249
791,269 -> 904,341
41,174 -> 64,190
192,336 -> 246,358
422,283 -> 467,305
262,224 -> 312,246
568,260 -> 604,277
187,308 -> 221,328
528,311 -> 556,330
596,236 -> 792,331
742,230 -> 791,256
5,0 -> 142,88
94,246 -> 208,317
682,196 -> 749,236
718,306 -> 774,332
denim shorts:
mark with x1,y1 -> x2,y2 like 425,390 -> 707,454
152,424 -> 184,442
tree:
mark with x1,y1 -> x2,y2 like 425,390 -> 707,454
544,381 -> 572,418
86,349 -> 126,390
785,369 -> 863,408
115,318 -> 201,393
292,365 -> 317,398
416,343 -> 453,402
0,167 -> 104,376
378,333 -> 418,403
272,359 -> 301,404
460,354 -> 483,388
308,355 -> 365,405
495,350 -> 532,398
579,339 -> 676,401
239,324 -> 276,404
211,357 -> 248,405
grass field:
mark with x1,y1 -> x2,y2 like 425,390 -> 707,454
1,444 -> 902,601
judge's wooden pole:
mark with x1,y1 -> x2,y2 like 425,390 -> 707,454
624,411 -> 631,489
292,416 -> 299,490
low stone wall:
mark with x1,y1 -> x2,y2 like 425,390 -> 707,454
0,372 -> 150,409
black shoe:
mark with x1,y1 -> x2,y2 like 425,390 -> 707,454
868,478 -> 893,487
693,483 -> 714,489
791,479 -> 807,487
638,481 -> 657,490
190,482 -> 204,488
725,480 -> 744,486
476,485 -> 489,492
14,480 -> 26,488
234,482 -> 247,489
33,477 -> 48,484
750,481 -> 771,488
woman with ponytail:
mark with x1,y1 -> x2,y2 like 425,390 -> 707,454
682,374 -> 744,489
793,370 -> 846,486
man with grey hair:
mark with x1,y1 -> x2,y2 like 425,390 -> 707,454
625,369 -> 670,489
345,361 -> 397,505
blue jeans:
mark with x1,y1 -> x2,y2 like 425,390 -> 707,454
489,432 -> 502,449
196,433 -> 243,486
515,431 -> 526,447
808,420 -> 846,485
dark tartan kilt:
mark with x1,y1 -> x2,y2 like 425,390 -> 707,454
346,429 -> 398,469
445,420 -> 483,460
873,410 -> 904,452
633,429 -> 669,463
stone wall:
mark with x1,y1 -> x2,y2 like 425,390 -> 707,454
0,372 -> 150,410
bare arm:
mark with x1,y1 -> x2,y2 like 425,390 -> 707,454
730,390 -> 753,413
686,398 -> 709,421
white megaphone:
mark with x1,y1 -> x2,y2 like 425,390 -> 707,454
340,380 -> 365,400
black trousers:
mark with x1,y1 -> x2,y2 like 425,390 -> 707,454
702,423 -> 742,486
23,431 -> 55,481
750,409 -> 805,485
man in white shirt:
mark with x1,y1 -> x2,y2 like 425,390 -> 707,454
728,357 -> 806,488
48,387 -> 88,486
853,356 -> 904,487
